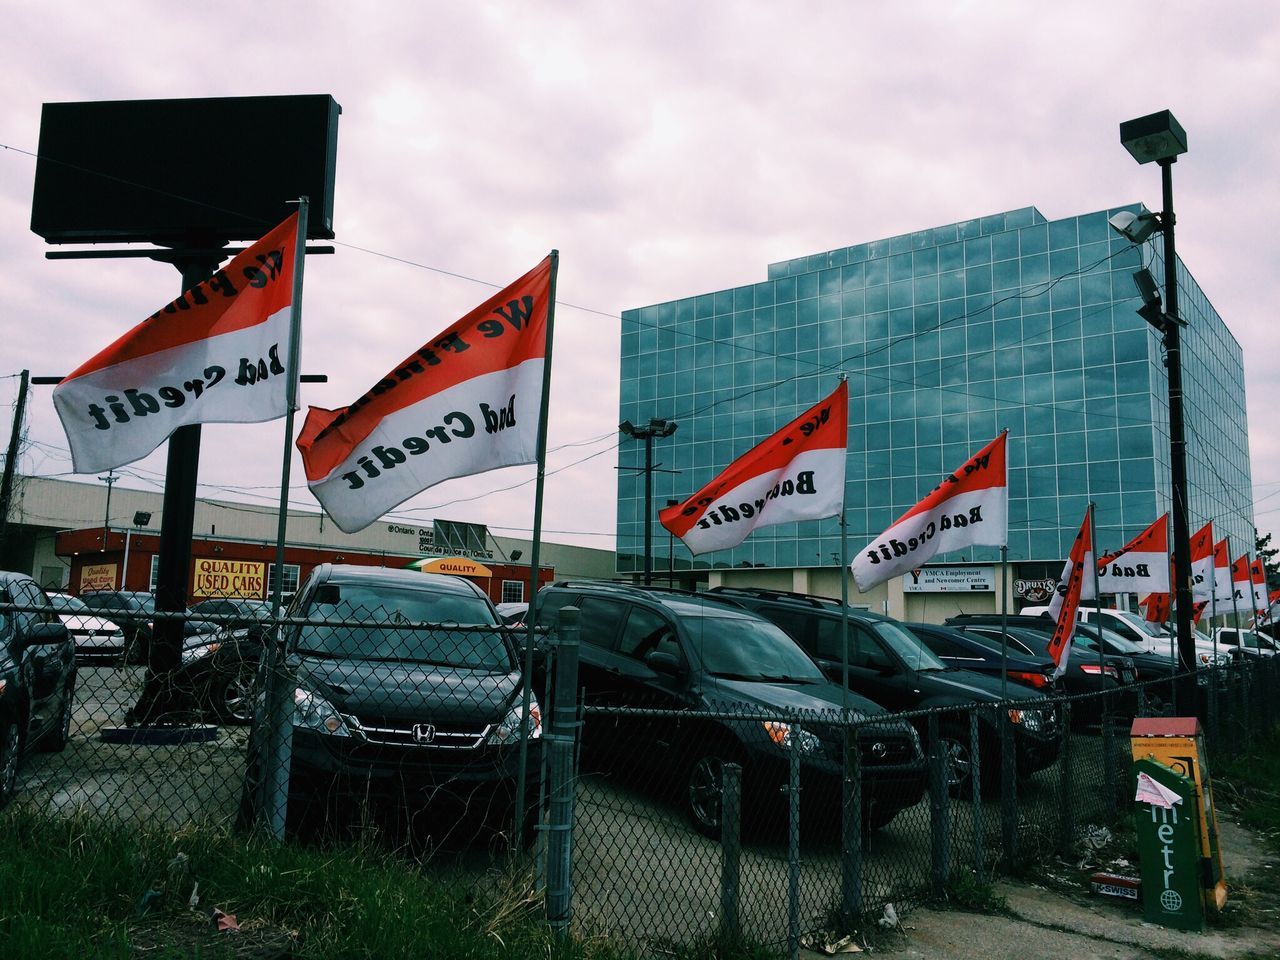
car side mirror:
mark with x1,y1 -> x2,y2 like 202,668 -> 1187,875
19,622 -> 69,656
865,650 -> 896,674
645,650 -> 683,677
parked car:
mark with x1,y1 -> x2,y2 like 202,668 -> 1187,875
535,580 -> 927,837
1070,622 -> 1177,713
945,616 -> 1135,723
706,587 -> 1060,794
0,572 -> 77,804
49,592 -> 127,664
903,622 -> 1059,692
1020,603 -> 1229,667
1212,627 -> 1276,659
495,602 -> 529,627
241,564 -> 541,841
80,590 -> 216,664
188,597 -> 274,640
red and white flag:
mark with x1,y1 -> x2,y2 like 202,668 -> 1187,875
659,381 -> 847,555
1140,592 -> 1171,624
1230,554 -> 1251,609
1047,506 -> 1093,678
851,432 -> 1007,592
53,214 -> 300,472
297,256 -> 553,534
1212,539 -> 1235,607
1250,558 -> 1269,614
1189,522 -> 1215,602
1095,515 -> 1169,595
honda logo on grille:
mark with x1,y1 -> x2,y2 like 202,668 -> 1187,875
412,723 -> 436,744
871,741 -> 888,758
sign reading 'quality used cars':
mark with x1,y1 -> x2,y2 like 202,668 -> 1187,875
194,559 -> 265,599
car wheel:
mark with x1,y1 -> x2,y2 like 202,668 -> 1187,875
934,726 -> 975,796
212,659 -> 259,725
685,749 -> 743,839
35,679 -> 76,754
0,720 -> 22,807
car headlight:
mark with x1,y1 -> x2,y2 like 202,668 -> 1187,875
293,688 -> 350,736
763,721 -> 821,755
485,697 -> 542,745
1009,708 -> 1044,732
180,641 -> 222,665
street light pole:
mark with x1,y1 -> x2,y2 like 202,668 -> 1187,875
1117,110 -> 1197,694
619,417 -> 678,585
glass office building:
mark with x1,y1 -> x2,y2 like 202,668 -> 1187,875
618,206 -> 1252,606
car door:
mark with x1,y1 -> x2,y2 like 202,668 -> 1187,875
14,580 -> 64,728
611,604 -> 690,765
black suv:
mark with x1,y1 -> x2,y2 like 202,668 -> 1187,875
0,571 -> 77,804
247,564 -> 541,841
535,581 -> 927,837
709,587 -> 1060,793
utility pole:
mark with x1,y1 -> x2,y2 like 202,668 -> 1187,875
0,370 -> 31,567
98,470 -> 117,539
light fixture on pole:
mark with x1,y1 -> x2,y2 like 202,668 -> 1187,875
619,417 -> 678,585
1113,109 -> 1197,696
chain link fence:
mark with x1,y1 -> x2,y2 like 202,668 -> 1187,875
2,592 -> 1278,955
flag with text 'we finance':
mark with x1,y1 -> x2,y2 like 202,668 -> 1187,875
297,256 -> 553,534
53,214 -> 299,473
1096,514 -> 1169,595
1047,506 -> 1093,678
659,381 -> 847,555
851,432 -> 1007,593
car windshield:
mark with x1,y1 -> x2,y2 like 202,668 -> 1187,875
1078,623 -> 1146,655
295,583 -> 509,670
872,619 -> 947,671
689,615 -> 826,682
1108,609 -> 1168,638
52,594 -> 89,614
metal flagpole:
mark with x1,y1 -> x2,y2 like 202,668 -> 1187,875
1090,504 -> 1106,707
1228,536 -> 1239,661
515,250 -> 559,852
262,199 -> 310,840
1000,545 -> 1008,699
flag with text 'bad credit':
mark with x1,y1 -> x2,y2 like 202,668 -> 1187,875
297,256 -> 553,534
1213,539 -> 1234,606
1230,554 -> 1251,608
1251,558 -> 1269,614
1047,506 -> 1093,678
1095,514 -> 1170,595
53,214 -> 299,473
851,432 -> 1007,593
659,380 -> 847,555
1189,522 -> 1215,603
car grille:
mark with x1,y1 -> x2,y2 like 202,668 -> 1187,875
349,717 -> 492,750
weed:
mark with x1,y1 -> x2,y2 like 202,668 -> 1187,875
941,867 -> 1007,913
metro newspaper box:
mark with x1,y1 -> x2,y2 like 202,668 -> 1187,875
1130,717 -> 1228,928
1131,758 -> 1204,929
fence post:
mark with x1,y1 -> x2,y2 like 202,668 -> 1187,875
545,606 -> 581,937
1000,708 -> 1018,865
257,619 -> 295,840
1057,702 -> 1073,855
841,723 -> 863,924
969,709 -> 983,882
1102,708 -> 1117,823
928,712 -> 950,897
720,761 -> 742,944
786,715 -> 802,960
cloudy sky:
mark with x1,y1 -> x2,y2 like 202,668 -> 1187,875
2,2 -> 1277,552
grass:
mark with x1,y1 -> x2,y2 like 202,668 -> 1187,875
0,807 -> 642,960
1215,731 -> 1280,856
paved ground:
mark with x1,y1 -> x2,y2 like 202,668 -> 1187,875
861,818 -> 1280,960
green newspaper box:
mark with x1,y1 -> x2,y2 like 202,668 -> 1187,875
1132,757 -> 1204,931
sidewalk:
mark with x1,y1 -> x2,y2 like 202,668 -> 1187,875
815,819 -> 1280,960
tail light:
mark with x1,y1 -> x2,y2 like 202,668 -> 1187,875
1007,670 -> 1048,688
1079,663 -> 1119,680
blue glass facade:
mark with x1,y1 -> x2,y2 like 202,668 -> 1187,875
618,206 -> 1251,576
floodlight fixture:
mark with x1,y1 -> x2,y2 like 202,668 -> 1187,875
1119,110 -> 1188,165
619,416 -> 680,583
1133,268 -> 1162,308
1109,210 -> 1162,244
